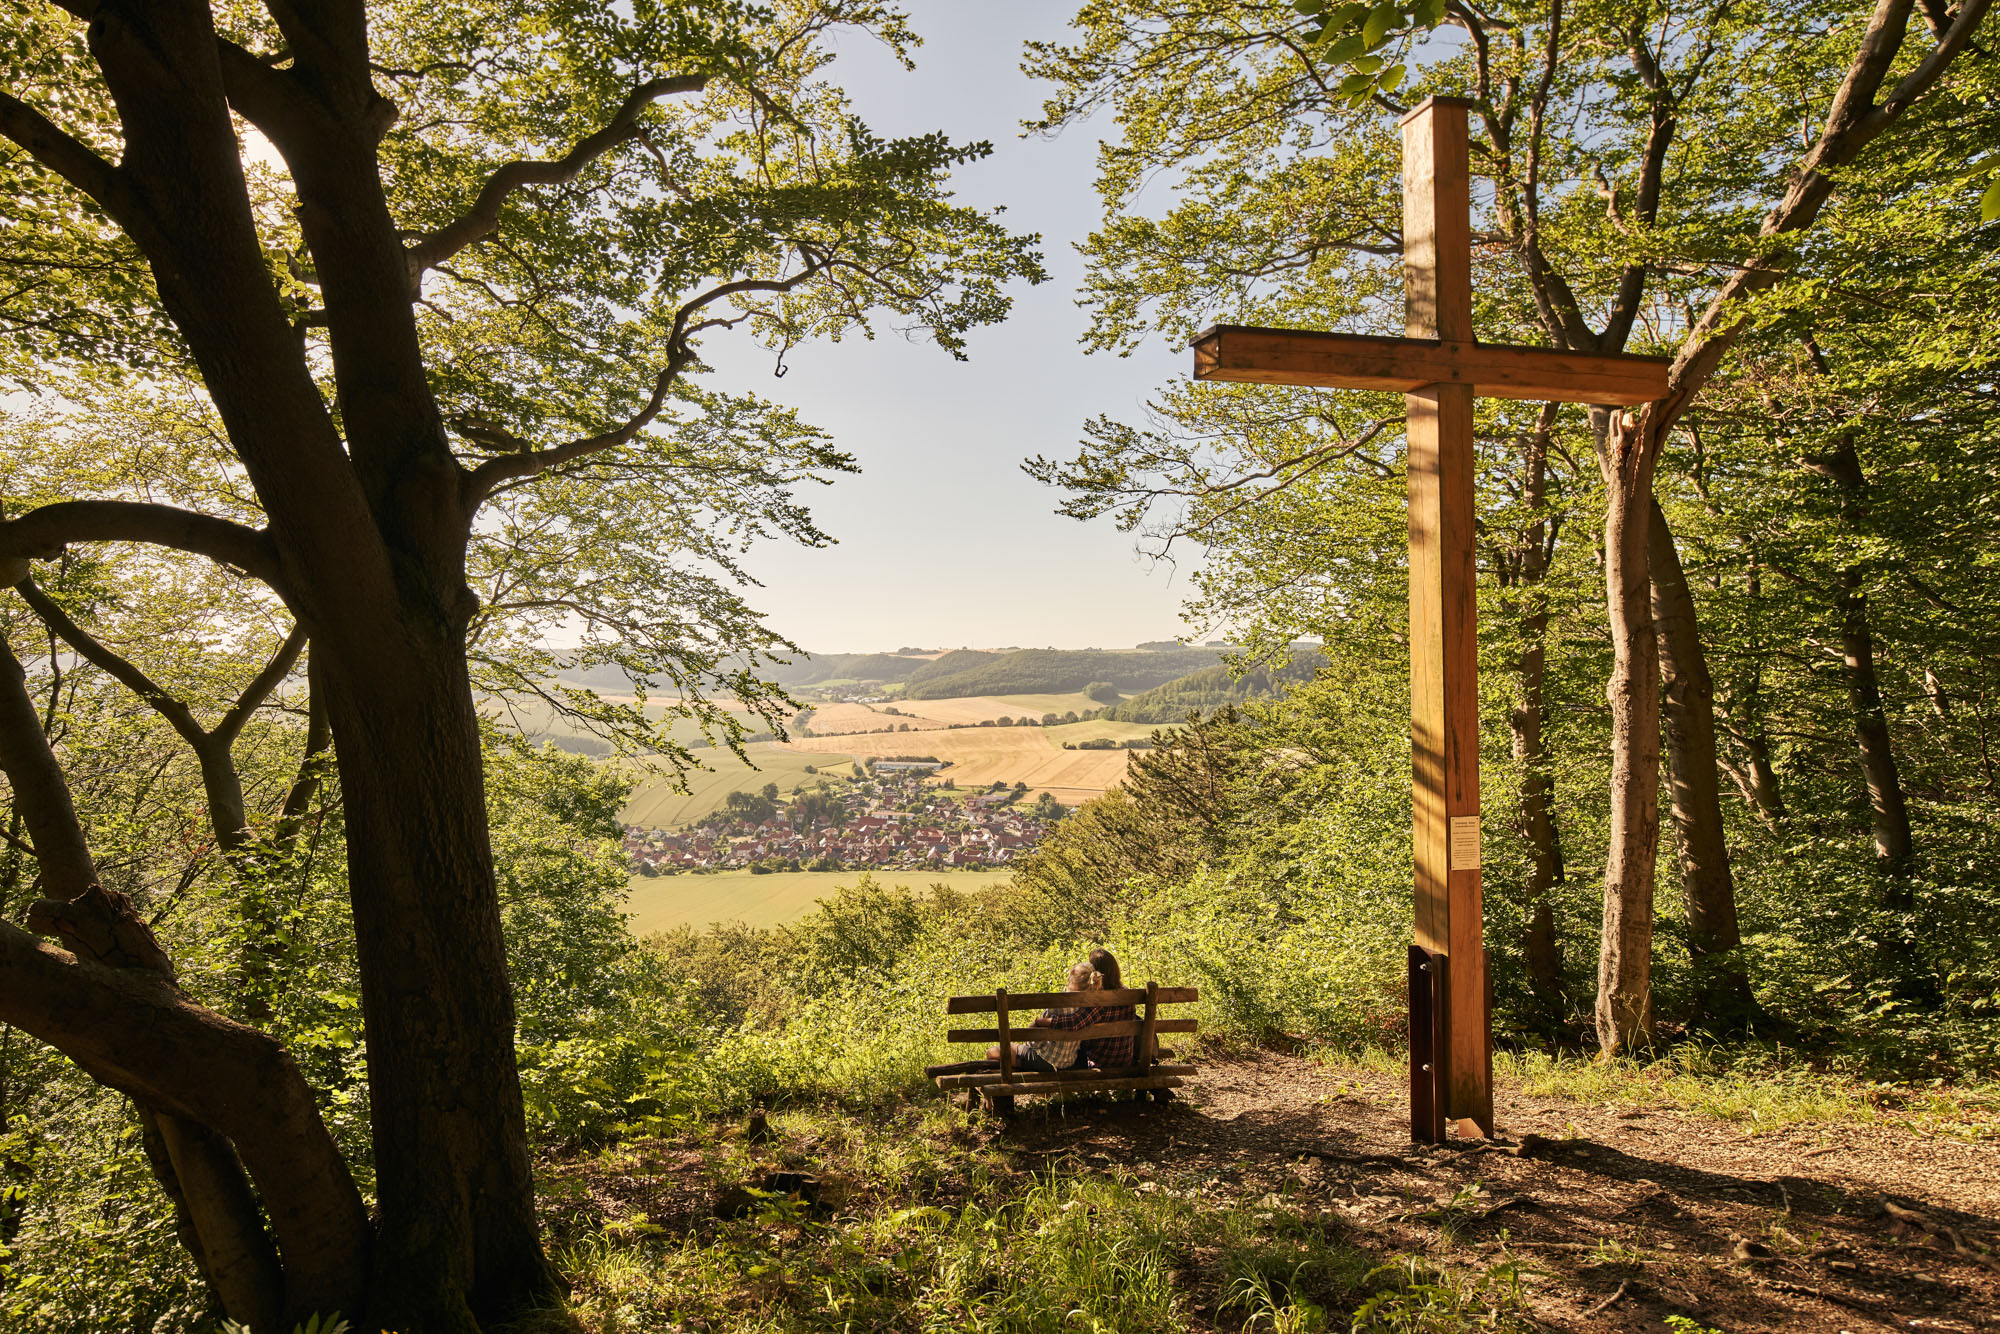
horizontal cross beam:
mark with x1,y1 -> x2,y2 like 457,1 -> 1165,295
1190,324 -> 1669,406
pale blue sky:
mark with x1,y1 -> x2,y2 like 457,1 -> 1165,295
700,4 -> 1198,654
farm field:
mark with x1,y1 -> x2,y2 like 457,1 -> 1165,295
624,868 -> 1010,933
775,722 -> 1150,803
616,742 -> 855,829
799,692 -> 1107,735
486,694 -> 775,755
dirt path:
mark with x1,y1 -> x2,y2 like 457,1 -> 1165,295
1000,1052 -> 1999,1332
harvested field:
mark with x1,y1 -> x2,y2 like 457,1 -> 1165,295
775,725 -> 1135,803
800,693 -> 1108,735
623,868 -> 1009,933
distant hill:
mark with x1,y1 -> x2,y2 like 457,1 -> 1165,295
1103,653 -> 1323,724
904,647 -> 1229,700
905,649 -> 1004,689
758,652 -> 927,688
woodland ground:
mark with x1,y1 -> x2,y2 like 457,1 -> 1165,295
622,868 -> 1010,933
543,1050 -> 2000,1333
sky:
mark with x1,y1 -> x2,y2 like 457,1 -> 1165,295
697,4 -> 1200,654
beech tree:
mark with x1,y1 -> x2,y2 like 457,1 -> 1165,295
0,1 -> 1036,1328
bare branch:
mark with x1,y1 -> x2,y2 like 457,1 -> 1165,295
0,502 -> 280,585
407,73 -> 710,276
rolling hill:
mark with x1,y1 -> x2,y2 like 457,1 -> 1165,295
902,647 -> 1228,700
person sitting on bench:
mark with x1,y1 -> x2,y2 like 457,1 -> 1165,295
924,957 -> 1106,1079
991,960 -> 1101,1069
1077,948 -> 1136,1069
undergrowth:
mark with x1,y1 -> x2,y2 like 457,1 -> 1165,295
539,1103 -> 1534,1334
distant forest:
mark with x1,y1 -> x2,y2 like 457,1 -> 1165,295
1104,654 -> 1324,724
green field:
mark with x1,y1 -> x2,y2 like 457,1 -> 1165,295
624,868 -> 1011,933
485,695 -> 774,754
616,742 -> 856,829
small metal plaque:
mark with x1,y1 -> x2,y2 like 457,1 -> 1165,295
1449,815 -> 1480,869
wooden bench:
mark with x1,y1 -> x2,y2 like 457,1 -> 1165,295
932,982 -> 1199,1111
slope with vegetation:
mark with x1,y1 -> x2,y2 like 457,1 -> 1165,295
904,646 -> 1229,699
1106,654 -> 1323,724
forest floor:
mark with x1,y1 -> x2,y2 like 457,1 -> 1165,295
543,1050 -> 2000,1332
1026,1052 -> 2000,1332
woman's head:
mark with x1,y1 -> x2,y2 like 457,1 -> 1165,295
1087,948 -> 1123,991
1066,960 -> 1102,992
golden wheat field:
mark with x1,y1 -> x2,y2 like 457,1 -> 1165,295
773,720 -> 1152,802
801,692 -> 1105,735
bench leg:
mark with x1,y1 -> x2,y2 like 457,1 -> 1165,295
988,1094 -> 1015,1118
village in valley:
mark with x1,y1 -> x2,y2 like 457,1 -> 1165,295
623,762 -> 1067,874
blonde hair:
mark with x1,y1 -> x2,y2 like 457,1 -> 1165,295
1067,961 -> 1103,991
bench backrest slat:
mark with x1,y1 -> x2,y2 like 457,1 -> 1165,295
945,1017 -> 1197,1045
945,986 -> 1196,1013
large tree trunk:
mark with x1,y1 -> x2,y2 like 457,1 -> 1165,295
1595,413 -> 1660,1055
1648,501 -> 1758,1030
67,5 -> 560,1324
319,616 -> 560,1331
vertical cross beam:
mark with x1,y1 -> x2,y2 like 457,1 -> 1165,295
1401,97 -> 1493,1138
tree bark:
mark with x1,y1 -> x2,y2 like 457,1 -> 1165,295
1803,424 -> 1917,893
1595,413 -> 1660,1055
1839,569 -> 1916,886
318,623 -> 560,1330
1648,500 -> 1758,1030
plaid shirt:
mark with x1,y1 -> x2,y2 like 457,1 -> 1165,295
1036,1001 -> 1138,1070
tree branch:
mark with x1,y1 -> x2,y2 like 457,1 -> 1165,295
457,255 -> 835,509
1643,0 -> 1990,439
0,90 -> 133,228
212,623 -> 308,749
407,73 -> 710,276
273,654 -> 331,851
0,502 -> 280,585
18,578 -> 207,752
0,630 -> 101,903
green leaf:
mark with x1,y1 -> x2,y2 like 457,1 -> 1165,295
1323,31 -> 1366,65
1352,54 -> 1384,75
1380,62 -> 1408,91
1982,174 -> 2000,223
1293,0 -> 1325,13
1362,2 -> 1401,48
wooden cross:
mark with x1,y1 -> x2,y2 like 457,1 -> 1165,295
1189,97 -> 1668,1142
